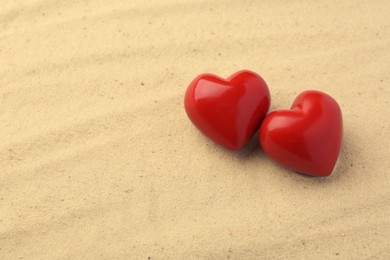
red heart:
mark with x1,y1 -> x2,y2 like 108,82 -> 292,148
185,70 -> 270,151
259,90 -> 343,177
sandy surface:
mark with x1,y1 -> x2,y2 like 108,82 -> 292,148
1,0 -> 390,259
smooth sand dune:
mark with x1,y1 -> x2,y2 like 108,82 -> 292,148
1,0 -> 390,259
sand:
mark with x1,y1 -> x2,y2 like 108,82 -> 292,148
1,0 -> 390,259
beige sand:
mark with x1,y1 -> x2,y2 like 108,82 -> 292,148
1,0 -> 390,259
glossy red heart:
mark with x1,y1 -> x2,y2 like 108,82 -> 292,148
185,70 -> 270,151
259,90 -> 343,177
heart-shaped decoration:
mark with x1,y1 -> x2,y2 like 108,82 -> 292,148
259,90 -> 343,176
185,70 -> 270,151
